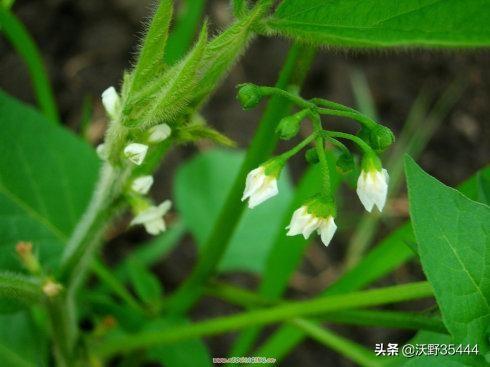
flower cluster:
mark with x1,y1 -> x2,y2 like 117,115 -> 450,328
99,86 -> 173,236
238,84 -> 393,247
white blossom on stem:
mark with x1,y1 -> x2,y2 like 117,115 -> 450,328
101,86 -> 120,119
286,205 -> 337,247
130,200 -> 172,236
241,166 -> 279,208
356,168 -> 389,212
124,143 -> 148,165
131,176 -> 154,195
148,123 -> 171,143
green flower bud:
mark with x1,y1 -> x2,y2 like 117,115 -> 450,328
305,148 -> 319,164
236,83 -> 263,109
369,125 -> 395,152
276,109 -> 309,140
336,152 -> 355,173
276,116 -> 300,140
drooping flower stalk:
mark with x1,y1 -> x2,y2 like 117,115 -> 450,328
238,83 -> 394,248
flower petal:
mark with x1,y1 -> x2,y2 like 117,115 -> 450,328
242,167 -> 265,201
124,143 -> 148,165
131,176 -> 154,194
247,177 -> 278,208
318,217 -> 337,246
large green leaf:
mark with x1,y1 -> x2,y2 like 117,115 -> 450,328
0,311 -> 48,366
406,157 -> 490,353
174,149 -> 293,273
268,0 -> 490,48
0,90 -> 99,272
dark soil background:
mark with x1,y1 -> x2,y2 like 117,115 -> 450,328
1,0 -> 489,366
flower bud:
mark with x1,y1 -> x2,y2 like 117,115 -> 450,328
131,175 -> 154,195
101,86 -> 120,120
276,110 -> 308,140
147,123 -> 171,144
237,83 -> 262,109
305,148 -> 319,164
276,116 -> 300,140
336,152 -> 355,173
369,125 -> 395,152
124,143 -> 148,165
16,242 -> 41,274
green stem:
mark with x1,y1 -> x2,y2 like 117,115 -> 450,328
279,133 -> 317,161
47,297 -> 73,367
60,164 -> 130,284
259,86 -> 314,109
253,89 -> 378,131
291,319 -> 381,367
206,282 -> 447,334
311,114 -> 332,199
95,282 -> 432,358
322,130 -> 373,155
311,97 -> 365,116
317,107 -> 376,129
165,43 -> 316,315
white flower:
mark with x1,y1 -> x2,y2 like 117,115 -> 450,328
286,206 -> 337,247
148,123 -> 171,143
131,176 -> 154,194
241,166 -> 278,208
96,143 -> 107,160
130,200 -> 172,236
356,168 -> 389,212
124,143 -> 148,165
101,86 -> 120,119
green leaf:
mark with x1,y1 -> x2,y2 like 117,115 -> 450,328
128,23 -> 208,128
476,170 -> 490,205
146,318 -> 212,367
231,0 -> 249,18
406,156 -> 490,352
0,311 -> 48,366
127,259 -> 163,306
174,149 -> 293,273
131,0 -> 173,92
0,272 -> 42,312
0,90 -> 99,271
268,0 -> 490,48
